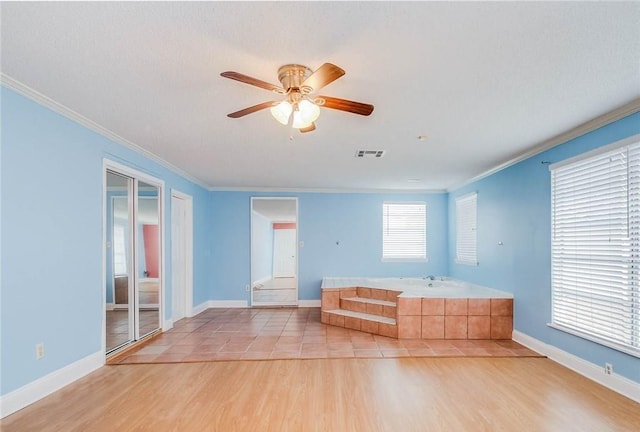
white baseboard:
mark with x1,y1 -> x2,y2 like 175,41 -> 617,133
0,350 -> 103,419
189,301 -> 209,317
209,300 -> 248,308
512,330 -> 640,403
190,300 -> 249,316
163,318 -> 173,331
298,300 -> 321,307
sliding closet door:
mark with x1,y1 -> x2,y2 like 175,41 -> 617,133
105,164 -> 163,355
106,171 -> 135,352
136,181 -> 161,339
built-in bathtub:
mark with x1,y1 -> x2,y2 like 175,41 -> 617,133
321,277 -> 513,339
322,277 -> 513,299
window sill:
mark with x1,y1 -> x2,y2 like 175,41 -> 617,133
382,258 -> 429,263
547,322 -> 640,359
455,259 -> 478,266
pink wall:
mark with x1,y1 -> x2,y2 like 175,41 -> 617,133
273,222 -> 296,230
143,224 -> 159,278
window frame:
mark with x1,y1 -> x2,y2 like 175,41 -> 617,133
381,201 -> 428,263
548,134 -> 640,358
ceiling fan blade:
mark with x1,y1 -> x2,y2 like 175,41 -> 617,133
301,63 -> 345,92
299,123 -> 316,133
220,71 -> 284,93
227,101 -> 277,118
318,96 -> 374,116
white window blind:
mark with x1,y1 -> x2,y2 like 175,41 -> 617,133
382,202 -> 427,261
550,139 -> 640,356
456,193 -> 478,265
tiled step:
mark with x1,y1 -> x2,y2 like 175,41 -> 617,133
328,308 -> 396,324
340,296 -> 396,318
356,287 -> 402,302
321,309 -> 398,338
344,297 -> 395,307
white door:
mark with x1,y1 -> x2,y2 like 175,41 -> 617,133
273,228 -> 297,277
171,192 -> 193,322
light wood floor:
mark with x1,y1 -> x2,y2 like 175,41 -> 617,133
2,357 -> 638,431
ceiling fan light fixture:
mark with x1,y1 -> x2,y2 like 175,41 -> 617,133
295,99 -> 320,127
270,99 -> 320,129
270,101 -> 292,125
222,62 -> 373,133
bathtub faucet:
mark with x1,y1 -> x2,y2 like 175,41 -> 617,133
424,275 -> 436,280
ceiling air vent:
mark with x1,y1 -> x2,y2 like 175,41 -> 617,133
355,150 -> 385,158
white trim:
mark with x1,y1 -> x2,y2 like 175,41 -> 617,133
449,97 -> 640,192
209,186 -> 446,193
163,318 -> 173,331
4,73 -> 638,196
252,301 -> 299,307
1,74 -> 208,189
454,259 -> 478,266
548,133 -> 640,171
547,323 -> 640,360
106,303 -> 115,311
190,301 -> 210,317
298,300 -> 321,307
512,330 -> 640,403
209,300 -> 249,308
381,258 -> 429,263
0,351 -> 103,418
103,159 -> 165,348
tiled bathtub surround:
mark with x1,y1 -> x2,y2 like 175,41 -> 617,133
401,297 -> 513,340
321,278 -> 513,340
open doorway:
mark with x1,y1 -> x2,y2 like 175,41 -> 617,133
251,197 -> 298,306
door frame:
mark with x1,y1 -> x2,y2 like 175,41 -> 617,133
171,189 -> 193,321
250,196 -> 299,307
102,159 -> 166,358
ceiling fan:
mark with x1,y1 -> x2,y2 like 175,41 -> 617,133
220,63 -> 374,133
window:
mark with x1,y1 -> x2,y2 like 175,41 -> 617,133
382,202 -> 427,261
550,137 -> 640,357
456,192 -> 478,265
113,222 -> 128,275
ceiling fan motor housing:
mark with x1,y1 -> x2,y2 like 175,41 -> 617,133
277,64 -> 313,93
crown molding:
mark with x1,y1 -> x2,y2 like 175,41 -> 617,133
0,73 -> 211,190
5,73 -> 638,196
448,97 -> 640,192
207,186 -> 447,194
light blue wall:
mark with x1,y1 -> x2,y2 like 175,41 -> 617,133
211,191 -> 448,302
448,112 -> 640,384
7,74 -> 636,400
0,87 -> 213,395
251,211 -> 274,284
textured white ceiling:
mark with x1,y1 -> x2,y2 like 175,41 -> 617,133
2,2 -> 639,191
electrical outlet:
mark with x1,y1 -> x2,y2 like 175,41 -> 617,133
605,363 -> 613,375
245,284 -> 250,292
36,343 -> 45,360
